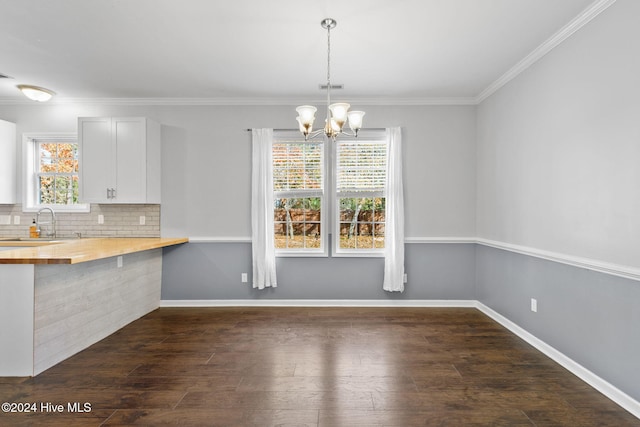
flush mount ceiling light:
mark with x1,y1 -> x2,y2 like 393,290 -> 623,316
296,18 -> 365,141
16,84 -> 56,102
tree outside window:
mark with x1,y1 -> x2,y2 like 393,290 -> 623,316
271,130 -> 388,256
37,142 -> 80,205
335,138 -> 388,254
272,140 -> 324,252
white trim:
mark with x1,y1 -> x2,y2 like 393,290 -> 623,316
21,132 -> 90,213
0,2 -> 616,108
405,237 -> 476,244
187,236 -> 251,243
0,96 -> 478,107
187,236 -> 475,244
160,299 -> 477,308
476,0 -> 617,103
477,238 -> 640,282
275,251 -> 328,258
180,237 -> 640,283
476,302 -> 640,419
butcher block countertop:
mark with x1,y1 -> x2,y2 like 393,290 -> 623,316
0,237 -> 188,265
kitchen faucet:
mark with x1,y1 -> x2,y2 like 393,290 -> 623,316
36,207 -> 57,238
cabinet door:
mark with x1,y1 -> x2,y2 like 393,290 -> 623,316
113,118 -> 147,203
0,120 -> 16,204
79,117 -> 113,203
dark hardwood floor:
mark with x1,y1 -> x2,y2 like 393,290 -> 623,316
0,307 -> 637,426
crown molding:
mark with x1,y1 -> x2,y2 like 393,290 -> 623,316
476,0 -> 617,103
0,0 -> 617,108
0,96 -> 478,107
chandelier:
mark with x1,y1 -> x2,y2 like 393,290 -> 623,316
296,18 -> 365,141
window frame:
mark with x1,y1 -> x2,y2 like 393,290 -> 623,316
332,130 -> 388,258
22,133 -> 90,213
271,129 -> 389,258
272,130 -> 329,257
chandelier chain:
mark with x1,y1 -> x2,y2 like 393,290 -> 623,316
326,22 -> 331,107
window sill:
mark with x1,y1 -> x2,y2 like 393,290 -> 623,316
22,204 -> 90,214
276,250 -> 328,258
332,251 -> 385,258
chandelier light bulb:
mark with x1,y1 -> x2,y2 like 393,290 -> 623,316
296,105 -> 317,126
329,103 -> 350,129
296,116 -> 310,134
347,111 -> 366,131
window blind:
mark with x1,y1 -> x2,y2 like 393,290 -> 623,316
336,140 -> 387,195
272,142 -> 323,194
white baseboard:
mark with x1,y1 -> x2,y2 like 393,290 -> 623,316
160,299 -> 477,308
476,302 -> 640,420
158,298 -> 640,419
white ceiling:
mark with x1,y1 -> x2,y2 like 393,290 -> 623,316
0,0 -> 604,104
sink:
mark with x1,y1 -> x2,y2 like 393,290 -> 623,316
3,238 -> 54,242
0,237 -> 77,246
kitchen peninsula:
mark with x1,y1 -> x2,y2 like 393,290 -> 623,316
0,237 -> 187,376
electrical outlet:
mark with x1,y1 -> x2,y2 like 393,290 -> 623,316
98,214 -> 104,224
139,215 -> 146,225
0,215 -> 10,225
13,216 -> 20,225
531,298 -> 537,313
117,256 -> 123,268
241,273 -> 248,283
403,273 -> 408,283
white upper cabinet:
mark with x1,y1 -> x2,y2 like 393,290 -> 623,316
0,119 -> 16,204
79,117 -> 161,204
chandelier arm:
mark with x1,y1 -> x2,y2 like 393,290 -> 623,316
305,128 -> 326,141
305,128 -> 361,141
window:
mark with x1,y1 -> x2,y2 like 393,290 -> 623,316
272,132 -> 326,255
271,129 -> 388,257
23,133 -> 89,212
334,135 -> 387,256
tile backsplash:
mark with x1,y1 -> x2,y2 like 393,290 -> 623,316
0,204 -> 160,238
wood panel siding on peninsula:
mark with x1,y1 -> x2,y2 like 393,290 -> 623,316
0,237 -> 187,376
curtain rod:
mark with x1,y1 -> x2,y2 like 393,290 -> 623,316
245,128 -> 386,131
245,128 -> 292,132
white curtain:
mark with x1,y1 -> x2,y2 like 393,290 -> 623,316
383,127 -> 405,292
251,128 -> 277,289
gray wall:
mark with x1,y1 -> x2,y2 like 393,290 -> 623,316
162,242 -> 476,301
476,244 -> 640,402
0,102 -> 478,302
0,104 -> 477,240
475,0 -> 640,403
476,0 -> 640,269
